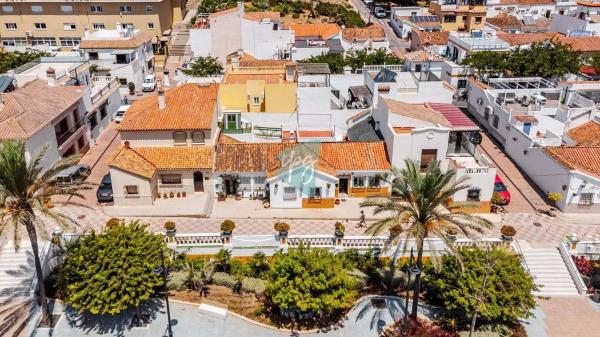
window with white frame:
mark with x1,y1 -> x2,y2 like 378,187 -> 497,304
59,37 -> 81,47
579,193 -> 594,207
2,38 -> 27,46
125,185 -> 139,195
353,176 -> 366,187
34,23 -> 47,30
253,97 -> 260,105
119,23 -> 134,30
283,187 -> 297,200
93,23 -> 106,30
31,37 -> 57,46
368,176 -> 381,187
173,131 -> 187,145
145,5 -> 153,12
161,174 -> 182,185
191,131 -> 205,144
255,177 -> 266,185
31,5 -> 43,13
239,176 -> 251,190
2,5 -> 13,12
64,23 -> 77,31
309,187 -> 322,198
467,188 -> 481,202
5,23 -> 17,30
147,22 -> 155,29
120,5 -> 133,13
90,5 -> 103,12
60,5 -> 72,13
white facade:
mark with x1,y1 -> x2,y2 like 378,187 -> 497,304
485,0 -> 556,19
268,170 -> 337,209
551,14 -> 600,35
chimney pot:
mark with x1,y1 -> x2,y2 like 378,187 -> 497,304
124,141 -> 130,148
158,87 -> 166,109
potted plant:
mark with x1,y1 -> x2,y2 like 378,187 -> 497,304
182,191 -> 187,198
547,192 -> 562,217
491,192 -> 505,213
235,193 -> 242,201
177,192 -> 181,198
164,221 -> 176,236
500,225 -> 517,242
446,227 -> 458,242
263,201 -> 270,208
163,192 -> 168,199
156,192 -> 161,199
169,191 -> 175,198
335,198 -> 341,205
221,220 -> 235,236
389,224 -> 402,238
217,192 -> 226,201
128,82 -> 135,95
591,275 -> 600,302
274,221 -> 290,237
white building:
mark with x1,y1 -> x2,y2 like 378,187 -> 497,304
190,4 -> 293,63
391,15 -> 443,39
288,23 -> 343,61
79,28 -> 155,91
485,0 -> 557,19
340,25 -> 390,53
551,13 -> 600,35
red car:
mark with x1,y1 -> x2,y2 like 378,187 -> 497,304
494,175 -> 511,205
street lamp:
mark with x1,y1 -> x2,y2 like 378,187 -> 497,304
401,249 -> 420,337
154,248 -> 174,337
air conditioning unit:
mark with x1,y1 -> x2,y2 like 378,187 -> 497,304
25,31 -> 32,37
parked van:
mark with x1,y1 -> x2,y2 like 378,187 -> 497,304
55,165 -> 91,185
142,74 -> 156,92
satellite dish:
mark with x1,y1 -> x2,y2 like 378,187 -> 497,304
469,132 -> 482,145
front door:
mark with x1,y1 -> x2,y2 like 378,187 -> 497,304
226,114 -> 238,130
339,178 -> 349,194
193,171 -> 204,192
523,122 -> 531,135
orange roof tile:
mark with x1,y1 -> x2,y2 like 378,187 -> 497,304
118,83 -> 218,132
320,142 -> 390,171
208,6 -> 240,18
381,98 -> 453,128
578,0 -> 600,7
79,30 -> 153,49
109,145 -> 214,179
566,121 -> 600,146
486,13 -> 523,29
288,23 -> 341,40
243,11 -> 280,22
558,36 -> 600,52
496,32 -> 559,46
398,50 -> 444,62
545,146 -> 600,179
513,115 -> 538,123
223,73 -> 286,84
217,133 -> 243,144
342,25 -> 386,42
413,31 -> 449,46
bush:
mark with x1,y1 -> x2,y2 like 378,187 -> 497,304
212,272 -> 237,288
168,271 -> 188,291
128,82 -> 135,93
274,221 -> 290,232
105,217 -> 122,228
407,318 -> 457,337
500,225 -> 516,237
221,220 -> 235,233
572,256 -> 594,277
347,268 -> 369,289
248,251 -> 270,279
339,249 -> 382,275
547,192 -> 563,203
241,277 -> 266,294
491,192 -> 505,205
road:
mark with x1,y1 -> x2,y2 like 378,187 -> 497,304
347,0 -> 411,53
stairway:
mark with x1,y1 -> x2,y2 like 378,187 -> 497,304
0,241 -> 34,299
169,22 -> 192,57
521,248 -> 580,296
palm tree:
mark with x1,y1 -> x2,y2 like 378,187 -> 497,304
360,159 -> 492,318
0,140 -> 91,326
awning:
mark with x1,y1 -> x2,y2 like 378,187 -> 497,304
151,36 -> 158,44
110,49 -> 135,55
160,36 -> 170,42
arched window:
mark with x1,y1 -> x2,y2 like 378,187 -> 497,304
192,131 -> 205,144
173,131 -> 187,145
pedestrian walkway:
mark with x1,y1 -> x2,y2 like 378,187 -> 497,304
534,297 -> 600,337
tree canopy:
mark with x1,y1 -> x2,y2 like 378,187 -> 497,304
0,50 -> 51,74
182,56 -> 224,77
425,247 -> 537,325
59,221 -> 164,315
300,49 -> 403,74
266,244 -> 357,318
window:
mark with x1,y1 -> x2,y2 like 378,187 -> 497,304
31,37 -> 57,46
120,5 -> 133,13
64,23 -> 77,31
5,23 -> 17,30
88,52 -> 99,60
60,5 -> 72,13
173,131 -> 187,145
443,15 -> 456,23
309,187 -> 322,198
125,185 -> 139,195
283,187 -> 297,200
2,38 -> 27,46
255,177 -> 266,185
467,188 -> 481,202
462,15 -> 467,21
420,149 -> 437,172
119,23 -> 134,30
579,193 -> 594,207
368,176 -> 381,187
492,115 -> 500,128
119,78 -> 128,86
90,5 -> 103,13
99,104 -> 107,119
147,22 -> 155,29
34,23 -> 47,30
161,174 -> 182,185
253,96 -> 260,105
353,176 -> 366,187
93,23 -> 106,30
474,16 -> 482,24
2,5 -> 13,12
60,37 -> 81,47
457,79 -> 468,89
88,114 -> 98,129
31,5 -> 43,13
145,5 -> 153,12
77,136 -> 86,150
192,131 -> 205,144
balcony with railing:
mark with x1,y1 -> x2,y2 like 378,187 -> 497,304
55,120 -> 85,149
90,75 -> 118,104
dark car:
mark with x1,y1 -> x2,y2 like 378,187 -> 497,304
96,174 -> 113,202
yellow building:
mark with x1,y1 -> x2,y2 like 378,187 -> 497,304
429,0 -> 486,32
0,0 -> 185,50
219,53 -> 297,131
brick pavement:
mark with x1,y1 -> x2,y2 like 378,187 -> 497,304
536,297 -> 600,337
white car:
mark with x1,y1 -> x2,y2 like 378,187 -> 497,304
114,105 -> 131,123
142,74 -> 156,92
374,7 -> 386,18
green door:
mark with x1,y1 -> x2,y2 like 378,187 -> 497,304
226,114 -> 238,130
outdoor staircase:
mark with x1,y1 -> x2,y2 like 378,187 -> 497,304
169,22 -> 192,57
0,240 -> 33,299
521,248 -> 580,296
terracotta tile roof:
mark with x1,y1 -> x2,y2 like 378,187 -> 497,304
109,145 -> 214,179
398,50 -> 444,62
558,36 -> 600,52
578,0 -> 600,7
118,83 -> 218,131
382,99 -> 452,128
320,142 -> 390,171
486,13 -> 523,29
298,130 -> 334,137
239,58 -> 290,67
243,11 -> 280,22
217,133 -> 243,144
413,31 -> 449,46
496,32 -> 558,46
499,0 -> 555,4
498,32 -> 600,52
513,115 -> 539,123
208,6 -> 240,18
287,23 -> 341,40
342,25 -> 386,42
223,73 -> 286,84
79,30 -> 153,49
545,146 -> 600,179
566,121 -> 600,146
0,79 -> 83,140
426,103 -> 479,130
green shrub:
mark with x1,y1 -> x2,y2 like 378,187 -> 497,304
347,269 -> 368,289
168,271 -> 188,291
105,217 -> 122,228
248,251 -> 270,279
241,277 -> 266,294
212,272 -> 237,288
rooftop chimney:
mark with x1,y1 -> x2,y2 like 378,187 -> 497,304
124,140 -> 130,149
46,67 -> 56,86
163,70 -> 170,87
158,87 -> 166,109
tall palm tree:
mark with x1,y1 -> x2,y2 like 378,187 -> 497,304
0,140 -> 91,326
360,159 -> 492,318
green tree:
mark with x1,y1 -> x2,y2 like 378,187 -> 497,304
251,0 -> 271,10
197,0 -> 237,13
0,50 -> 51,73
266,245 -> 357,319
300,52 -> 347,74
587,52 -> 600,74
426,247 -> 537,326
59,221 -> 164,315
345,49 -> 403,72
0,140 -> 91,326
183,56 -> 224,77
361,159 -> 492,317
247,251 -> 270,279
461,50 -> 509,78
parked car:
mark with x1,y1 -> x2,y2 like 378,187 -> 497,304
494,175 -> 511,205
142,74 -> 156,92
374,6 -> 386,18
114,105 -> 131,123
55,164 -> 91,185
364,0 -> 373,6
96,174 -> 113,202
